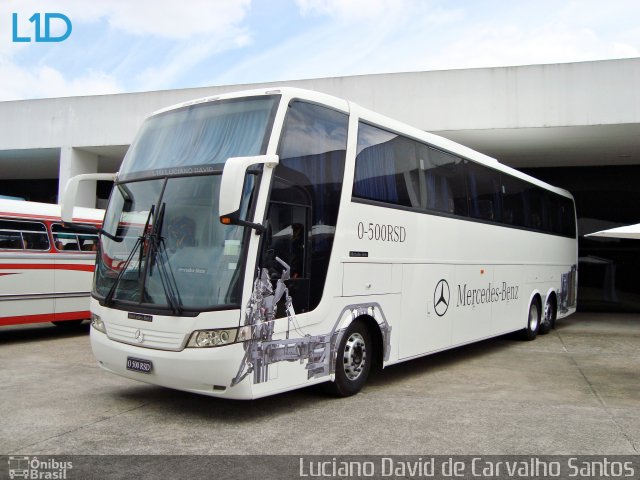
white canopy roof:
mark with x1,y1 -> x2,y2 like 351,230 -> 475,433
585,223 -> 640,240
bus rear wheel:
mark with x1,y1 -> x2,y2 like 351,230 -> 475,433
521,299 -> 540,341
327,320 -> 372,397
539,296 -> 556,335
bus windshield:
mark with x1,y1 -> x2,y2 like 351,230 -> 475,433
94,95 -> 279,313
118,96 -> 279,181
95,174 -> 255,312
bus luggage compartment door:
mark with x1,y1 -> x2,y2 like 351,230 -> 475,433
342,263 -> 401,297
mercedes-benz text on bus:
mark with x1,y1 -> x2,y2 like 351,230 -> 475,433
63,88 -> 577,399
0,199 -> 103,327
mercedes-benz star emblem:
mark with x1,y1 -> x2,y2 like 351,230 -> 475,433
134,329 -> 144,343
434,279 -> 450,317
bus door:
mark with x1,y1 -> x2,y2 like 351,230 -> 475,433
262,172 -> 312,316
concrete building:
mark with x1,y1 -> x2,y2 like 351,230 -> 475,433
1,58 -> 639,311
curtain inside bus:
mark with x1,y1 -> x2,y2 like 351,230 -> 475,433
118,96 -> 279,180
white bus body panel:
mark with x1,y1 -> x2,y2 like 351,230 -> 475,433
88,88 -> 577,399
0,253 -> 55,320
340,202 -> 576,363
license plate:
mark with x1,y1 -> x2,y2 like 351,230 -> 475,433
126,357 -> 153,374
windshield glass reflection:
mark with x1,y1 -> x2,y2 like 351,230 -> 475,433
95,175 -> 255,312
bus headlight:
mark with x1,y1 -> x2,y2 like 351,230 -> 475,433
91,313 -> 106,334
187,328 -> 238,348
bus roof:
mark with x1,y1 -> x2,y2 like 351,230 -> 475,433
0,199 -> 104,224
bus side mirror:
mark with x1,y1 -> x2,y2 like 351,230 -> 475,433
61,173 -> 116,223
219,155 -> 279,232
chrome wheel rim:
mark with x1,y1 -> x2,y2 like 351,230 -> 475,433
529,303 -> 539,331
343,332 -> 366,381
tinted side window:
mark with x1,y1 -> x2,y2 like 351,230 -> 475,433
524,186 -> 546,231
466,161 -> 502,222
0,219 -> 24,249
352,123 -> 576,238
558,195 -> 577,238
545,192 -> 576,238
354,127 -> 469,217
422,147 -> 468,216
501,175 -> 527,227
353,123 -> 422,208
545,194 -> 562,235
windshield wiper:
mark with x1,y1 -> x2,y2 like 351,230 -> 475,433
148,202 -> 164,275
153,240 -> 183,315
102,189 -> 183,315
146,202 -> 183,315
138,205 -> 155,272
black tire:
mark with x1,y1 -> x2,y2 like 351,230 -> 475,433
52,320 -> 85,327
521,299 -> 540,341
327,320 -> 372,397
539,296 -> 556,335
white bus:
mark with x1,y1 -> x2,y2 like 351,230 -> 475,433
63,88 -> 577,399
0,199 -> 103,327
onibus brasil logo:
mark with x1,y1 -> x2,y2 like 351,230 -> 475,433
8,456 -> 72,479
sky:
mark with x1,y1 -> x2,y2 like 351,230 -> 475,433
0,0 -> 639,101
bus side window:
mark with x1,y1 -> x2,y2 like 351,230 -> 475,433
501,175 -> 526,227
353,123 -> 421,209
424,147 -> 468,216
23,231 -> 50,250
466,160 -> 502,222
0,220 -> 49,250
52,223 -> 96,252
0,231 -> 23,249
61,240 -> 79,251
524,186 -> 545,231
81,239 -> 98,251
53,224 -> 73,251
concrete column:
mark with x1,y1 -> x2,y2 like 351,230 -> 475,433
58,147 -> 99,207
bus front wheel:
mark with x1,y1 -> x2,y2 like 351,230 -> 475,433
328,320 -> 372,397
522,298 -> 540,341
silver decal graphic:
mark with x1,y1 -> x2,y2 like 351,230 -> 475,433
231,257 -> 391,388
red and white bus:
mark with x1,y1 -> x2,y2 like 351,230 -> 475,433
0,199 -> 104,327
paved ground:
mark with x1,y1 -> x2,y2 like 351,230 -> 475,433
1,312 -> 638,456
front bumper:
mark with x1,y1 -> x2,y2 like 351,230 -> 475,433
90,327 -> 254,399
